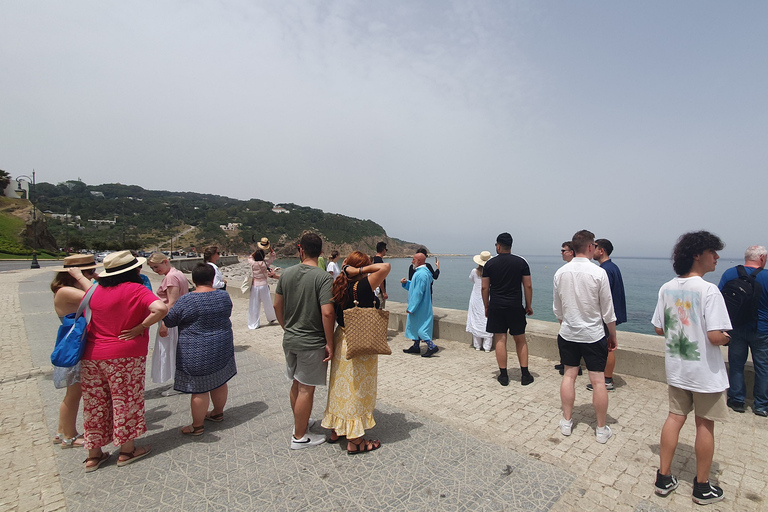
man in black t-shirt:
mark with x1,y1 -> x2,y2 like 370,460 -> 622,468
373,242 -> 387,309
482,232 -> 534,386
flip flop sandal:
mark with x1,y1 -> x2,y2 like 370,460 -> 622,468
205,412 -> 224,422
83,452 -> 111,473
61,433 -> 85,449
347,439 -> 381,455
117,446 -> 152,467
181,425 -> 205,436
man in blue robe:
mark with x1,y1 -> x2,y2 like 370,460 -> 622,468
401,252 -> 438,357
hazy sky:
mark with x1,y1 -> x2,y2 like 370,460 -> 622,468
2,1 -> 766,257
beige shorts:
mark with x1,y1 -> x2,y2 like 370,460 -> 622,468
668,385 -> 728,422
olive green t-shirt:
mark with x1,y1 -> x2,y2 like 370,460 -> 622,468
275,263 -> 334,351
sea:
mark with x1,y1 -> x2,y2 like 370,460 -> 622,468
273,254 -> 740,336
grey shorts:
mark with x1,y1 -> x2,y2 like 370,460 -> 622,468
284,347 -> 328,387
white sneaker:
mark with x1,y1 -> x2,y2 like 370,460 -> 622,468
596,425 -> 613,444
290,434 -> 326,450
559,418 -> 573,436
475,347 -> 481,351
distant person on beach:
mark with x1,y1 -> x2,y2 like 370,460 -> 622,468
373,242 -> 388,309
274,233 -> 335,450
482,232 -> 534,386
587,239 -> 626,392
553,230 -> 616,444
561,241 -> 574,263
408,247 -> 439,296
204,245 -> 227,290
401,252 -> 438,357
718,245 -> 768,416
467,251 -> 492,352
651,231 -> 731,504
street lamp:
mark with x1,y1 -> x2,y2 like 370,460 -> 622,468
16,171 -> 40,269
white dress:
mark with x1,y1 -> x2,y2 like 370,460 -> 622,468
466,268 -> 492,350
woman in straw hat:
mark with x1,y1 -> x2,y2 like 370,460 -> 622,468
147,252 -> 189,391
467,251 -> 493,352
49,254 -> 100,448
247,238 -> 278,329
80,251 -> 167,472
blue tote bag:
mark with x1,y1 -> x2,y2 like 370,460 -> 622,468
51,284 -> 98,368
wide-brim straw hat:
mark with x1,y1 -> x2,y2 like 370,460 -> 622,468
50,254 -> 102,273
473,251 -> 492,266
256,237 -> 271,250
99,250 -> 146,277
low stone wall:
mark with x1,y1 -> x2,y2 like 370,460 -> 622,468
170,255 -> 239,273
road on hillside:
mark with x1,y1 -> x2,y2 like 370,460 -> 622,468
0,260 -> 62,272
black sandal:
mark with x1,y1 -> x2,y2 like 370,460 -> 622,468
347,438 -> 381,455
327,431 -> 345,444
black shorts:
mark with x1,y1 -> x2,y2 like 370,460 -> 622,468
486,306 -> 527,336
557,335 -> 608,372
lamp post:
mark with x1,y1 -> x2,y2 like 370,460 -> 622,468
16,171 -> 40,269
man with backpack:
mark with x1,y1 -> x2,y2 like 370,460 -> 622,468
718,245 -> 768,416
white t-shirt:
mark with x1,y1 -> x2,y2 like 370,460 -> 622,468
651,276 -> 732,393
326,261 -> 341,280
553,257 -> 616,343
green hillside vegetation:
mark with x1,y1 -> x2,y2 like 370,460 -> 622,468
34,181 -> 388,253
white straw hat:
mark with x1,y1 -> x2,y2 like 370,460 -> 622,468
99,250 -> 146,277
473,251 -> 492,266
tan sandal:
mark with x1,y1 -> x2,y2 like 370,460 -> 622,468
116,446 -> 151,467
83,452 -> 110,473
181,425 -> 205,436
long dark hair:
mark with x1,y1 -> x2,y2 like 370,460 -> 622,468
331,251 -> 371,306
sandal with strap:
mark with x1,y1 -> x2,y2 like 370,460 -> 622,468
327,431 -> 346,444
347,438 -> 381,455
61,433 -> 85,449
83,451 -> 111,473
53,433 -> 64,445
181,424 -> 205,436
205,412 -> 224,422
116,446 -> 152,467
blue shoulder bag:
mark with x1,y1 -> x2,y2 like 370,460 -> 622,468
51,284 -> 98,367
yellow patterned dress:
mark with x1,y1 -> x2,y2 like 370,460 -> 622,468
322,277 -> 378,439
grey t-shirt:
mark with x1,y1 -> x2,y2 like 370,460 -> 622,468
275,263 -> 333,351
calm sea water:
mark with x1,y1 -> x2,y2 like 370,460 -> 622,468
274,255 -> 740,336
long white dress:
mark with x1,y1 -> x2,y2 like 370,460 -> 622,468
466,268 -> 492,351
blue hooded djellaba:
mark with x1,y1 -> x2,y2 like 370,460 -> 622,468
402,266 -> 434,341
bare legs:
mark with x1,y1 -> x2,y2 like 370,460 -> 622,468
660,411 -> 715,482
561,367 -> 608,427
604,351 -> 616,379
513,334 -> 528,367
58,382 -> 82,439
494,333 -> 529,368
290,380 -> 315,439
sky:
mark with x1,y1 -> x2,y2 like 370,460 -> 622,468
2,1 -> 766,258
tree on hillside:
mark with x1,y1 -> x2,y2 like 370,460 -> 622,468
0,169 -> 10,192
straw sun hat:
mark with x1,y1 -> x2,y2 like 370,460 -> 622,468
99,250 -> 147,277
50,254 -> 101,273
473,251 -> 492,266
256,237 -> 271,250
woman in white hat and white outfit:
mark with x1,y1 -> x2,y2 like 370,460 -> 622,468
467,251 -> 493,352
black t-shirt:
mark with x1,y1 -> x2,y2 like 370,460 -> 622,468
481,253 -> 530,309
373,255 -> 386,291
335,276 -> 379,327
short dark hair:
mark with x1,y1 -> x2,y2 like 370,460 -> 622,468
571,230 -> 595,253
496,232 -> 513,249
300,233 -> 323,258
417,247 -> 428,256
192,263 -> 215,286
595,239 -> 613,256
99,266 -> 143,288
672,231 -> 724,276
376,242 -> 387,253
561,241 -> 573,252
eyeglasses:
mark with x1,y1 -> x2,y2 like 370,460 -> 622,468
560,249 -> 569,253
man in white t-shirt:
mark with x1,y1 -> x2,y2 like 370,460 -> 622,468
651,231 -> 731,505
326,250 -> 341,280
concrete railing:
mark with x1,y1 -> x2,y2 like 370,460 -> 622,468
170,255 -> 239,273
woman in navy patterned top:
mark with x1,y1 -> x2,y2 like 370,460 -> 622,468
164,264 -> 236,436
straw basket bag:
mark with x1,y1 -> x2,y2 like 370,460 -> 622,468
343,281 -> 391,360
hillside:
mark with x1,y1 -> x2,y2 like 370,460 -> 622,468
30,180 -> 425,257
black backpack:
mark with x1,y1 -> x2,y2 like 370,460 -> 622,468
721,265 -> 763,328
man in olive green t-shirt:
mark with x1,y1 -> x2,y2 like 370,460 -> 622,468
274,233 -> 335,450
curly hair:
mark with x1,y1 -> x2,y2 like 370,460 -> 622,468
331,251 -> 371,306
672,231 -> 724,276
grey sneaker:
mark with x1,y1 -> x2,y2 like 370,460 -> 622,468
654,470 -> 679,497
290,434 -> 326,450
559,418 -> 573,436
595,425 -> 612,444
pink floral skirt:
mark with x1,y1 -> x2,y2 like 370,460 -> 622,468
80,357 -> 147,449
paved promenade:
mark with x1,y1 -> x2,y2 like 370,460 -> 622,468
1,268 -> 767,511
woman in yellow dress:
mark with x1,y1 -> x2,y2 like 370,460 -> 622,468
322,251 -> 390,454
